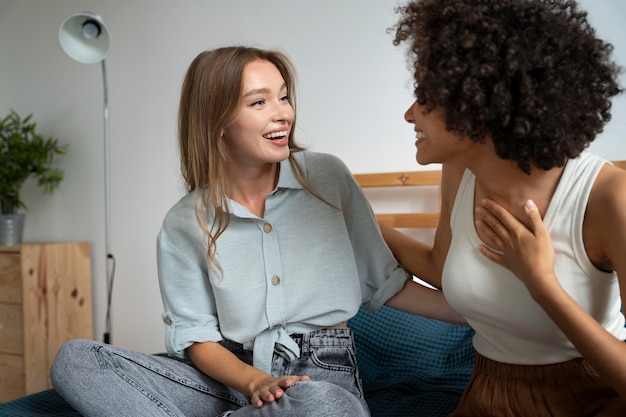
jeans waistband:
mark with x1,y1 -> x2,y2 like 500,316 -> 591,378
223,327 -> 354,354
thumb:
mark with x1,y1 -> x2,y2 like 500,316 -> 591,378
524,199 -> 543,230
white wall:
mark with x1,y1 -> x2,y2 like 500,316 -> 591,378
1,0 -> 625,354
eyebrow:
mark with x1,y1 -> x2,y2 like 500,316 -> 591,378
242,83 -> 287,98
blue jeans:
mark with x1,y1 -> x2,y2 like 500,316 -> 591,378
50,328 -> 369,417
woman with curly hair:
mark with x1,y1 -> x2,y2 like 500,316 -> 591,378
381,0 -> 626,415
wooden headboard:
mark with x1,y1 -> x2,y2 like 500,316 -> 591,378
353,170 -> 441,229
355,160 -> 626,230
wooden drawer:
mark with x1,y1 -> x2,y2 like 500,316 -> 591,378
0,302 -> 23,354
0,242 -> 93,401
0,253 -> 21,303
0,352 -> 25,402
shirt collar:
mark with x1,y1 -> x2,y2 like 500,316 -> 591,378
228,151 -> 306,218
275,151 -> 306,191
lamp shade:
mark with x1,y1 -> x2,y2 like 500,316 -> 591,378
59,12 -> 111,64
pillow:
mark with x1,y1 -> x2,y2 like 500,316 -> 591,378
348,305 -> 475,393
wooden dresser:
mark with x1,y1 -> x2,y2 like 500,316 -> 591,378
0,242 -> 93,402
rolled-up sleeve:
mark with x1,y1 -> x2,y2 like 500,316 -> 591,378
157,201 -> 222,357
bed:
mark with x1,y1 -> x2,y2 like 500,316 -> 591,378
0,169 -> 476,416
0,306 -> 474,417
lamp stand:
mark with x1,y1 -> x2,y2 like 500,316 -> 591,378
102,59 -> 114,344
59,11 -> 115,345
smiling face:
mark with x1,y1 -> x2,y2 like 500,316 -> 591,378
222,59 -> 294,170
404,100 -> 469,165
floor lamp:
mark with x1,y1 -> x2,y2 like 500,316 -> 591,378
59,12 -> 115,344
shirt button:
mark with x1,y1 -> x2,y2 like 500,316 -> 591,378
163,316 -> 173,325
271,275 -> 280,285
263,223 -> 272,233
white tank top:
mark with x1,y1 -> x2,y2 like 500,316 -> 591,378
442,152 -> 626,364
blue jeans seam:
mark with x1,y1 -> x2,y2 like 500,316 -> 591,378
111,350 -> 247,407
113,368 -> 179,417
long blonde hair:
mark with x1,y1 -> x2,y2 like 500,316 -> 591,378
178,46 -> 312,272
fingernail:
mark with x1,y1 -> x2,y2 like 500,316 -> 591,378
526,199 -> 537,210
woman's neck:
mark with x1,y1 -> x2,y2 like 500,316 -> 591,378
470,155 -> 565,221
227,162 -> 280,218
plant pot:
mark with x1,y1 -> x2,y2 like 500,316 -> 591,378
0,213 -> 26,246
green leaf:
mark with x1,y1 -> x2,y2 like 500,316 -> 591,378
0,109 -> 68,213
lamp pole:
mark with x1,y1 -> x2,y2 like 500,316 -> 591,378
101,58 -> 113,344
59,12 -> 114,344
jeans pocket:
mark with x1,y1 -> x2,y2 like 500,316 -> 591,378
306,346 -> 364,399
309,346 -> 357,373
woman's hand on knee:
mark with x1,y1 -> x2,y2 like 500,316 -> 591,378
250,375 -> 311,407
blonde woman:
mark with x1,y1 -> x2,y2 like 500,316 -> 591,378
51,46 -> 462,417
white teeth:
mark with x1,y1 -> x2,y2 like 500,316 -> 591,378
416,131 -> 425,139
263,130 -> 288,139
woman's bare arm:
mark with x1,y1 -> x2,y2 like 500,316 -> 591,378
385,279 -> 467,325
380,163 -> 464,289
187,341 -> 311,407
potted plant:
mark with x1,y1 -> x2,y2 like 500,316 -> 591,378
0,109 -> 67,245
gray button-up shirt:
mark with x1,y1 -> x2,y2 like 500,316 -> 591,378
157,151 -> 409,373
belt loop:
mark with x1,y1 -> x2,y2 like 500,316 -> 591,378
290,333 -> 304,351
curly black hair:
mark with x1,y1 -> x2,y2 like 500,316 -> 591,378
392,0 -> 623,173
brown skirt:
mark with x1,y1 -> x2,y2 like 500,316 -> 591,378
448,353 -> 625,417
